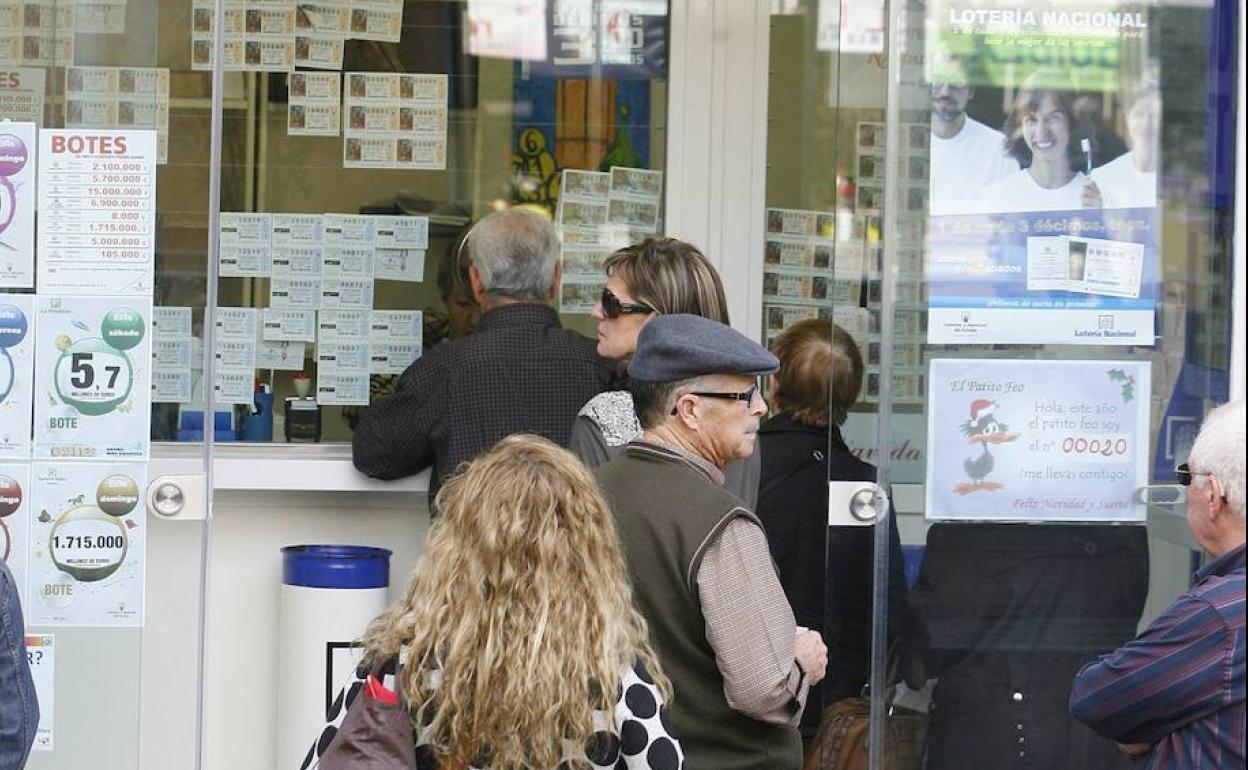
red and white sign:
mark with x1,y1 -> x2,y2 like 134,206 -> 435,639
0,68 -> 46,127
37,129 -> 156,296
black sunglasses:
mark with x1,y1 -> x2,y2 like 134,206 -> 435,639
600,288 -> 654,319
1175,462 -> 1209,486
671,384 -> 760,415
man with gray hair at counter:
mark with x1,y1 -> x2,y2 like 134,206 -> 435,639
1070,398 -> 1245,768
595,314 -> 827,770
352,208 -> 613,497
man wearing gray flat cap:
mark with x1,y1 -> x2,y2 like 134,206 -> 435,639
596,314 -> 828,770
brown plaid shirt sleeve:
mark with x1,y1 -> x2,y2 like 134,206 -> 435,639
697,516 -> 808,726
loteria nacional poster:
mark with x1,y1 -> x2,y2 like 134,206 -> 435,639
924,1 -> 1159,345
0,463 -> 31,600
26,461 -> 147,627
33,296 -> 152,461
0,295 -> 34,458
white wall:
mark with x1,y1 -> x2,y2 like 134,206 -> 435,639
197,490 -> 429,770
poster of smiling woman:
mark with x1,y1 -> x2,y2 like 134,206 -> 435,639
924,1 -> 1159,345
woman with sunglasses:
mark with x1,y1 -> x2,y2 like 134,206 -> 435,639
569,238 -> 762,506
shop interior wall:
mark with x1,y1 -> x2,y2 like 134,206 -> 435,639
212,63 -> 668,442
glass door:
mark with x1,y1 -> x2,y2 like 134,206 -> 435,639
756,0 -> 908,760
756,0 -> 1238,766
2,1 -> 219,768
870,0 -> 1238,768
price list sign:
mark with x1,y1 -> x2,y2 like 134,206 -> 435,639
37,130 -> 157,296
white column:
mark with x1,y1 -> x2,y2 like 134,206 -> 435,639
665,0 -> 773,340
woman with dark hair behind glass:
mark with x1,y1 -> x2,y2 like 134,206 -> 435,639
754,319 -> 911,749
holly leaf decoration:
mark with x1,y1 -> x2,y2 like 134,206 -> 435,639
1108,369 -> 1135,402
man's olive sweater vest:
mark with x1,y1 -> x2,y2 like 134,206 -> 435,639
596,443 -> 803,770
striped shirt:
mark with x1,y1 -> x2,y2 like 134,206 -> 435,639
1070,544 -> 1246,769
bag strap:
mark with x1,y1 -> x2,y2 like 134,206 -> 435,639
758,448 -> 825,501
859,640 -> 906,699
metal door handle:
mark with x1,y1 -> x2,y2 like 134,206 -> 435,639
829,481 -> 888,526
146,475 -> 207,520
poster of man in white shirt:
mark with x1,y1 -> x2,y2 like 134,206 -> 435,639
1090,79 -> 1160,209
928,54 -> 1019,215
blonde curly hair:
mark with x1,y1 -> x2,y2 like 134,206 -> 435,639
360,434 -> 669,769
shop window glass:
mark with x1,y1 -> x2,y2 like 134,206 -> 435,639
759,0 -> 1236,763
194,0 -> 672,445
0,1 -> 669,446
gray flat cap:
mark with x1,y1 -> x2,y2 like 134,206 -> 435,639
628,314 -> 779,382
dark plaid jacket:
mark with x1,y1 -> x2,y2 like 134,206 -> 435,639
352,302 -> 613,497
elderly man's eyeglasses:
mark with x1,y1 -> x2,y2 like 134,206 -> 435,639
600,289 -> 654,319
1175,462 -> 1212,486
671,384 -> 760,415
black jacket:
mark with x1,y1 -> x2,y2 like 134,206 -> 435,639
911,523 -> 1149,770
352,303 -> 613,496
755,414 -> 912,735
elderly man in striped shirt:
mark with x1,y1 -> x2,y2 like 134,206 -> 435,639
1070,399 -> 1245,769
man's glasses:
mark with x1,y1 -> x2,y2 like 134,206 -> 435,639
1175,462 -> 1211,486
671,384 -> 760,415
600,288 -> 654,319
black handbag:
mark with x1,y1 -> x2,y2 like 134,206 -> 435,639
303,659 -> 416,770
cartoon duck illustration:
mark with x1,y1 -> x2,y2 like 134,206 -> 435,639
955,399 -> 1019,495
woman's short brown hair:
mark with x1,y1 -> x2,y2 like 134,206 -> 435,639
604,238 -> 730,323
771,319 -> 863,427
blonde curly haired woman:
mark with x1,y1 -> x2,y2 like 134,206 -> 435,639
310,435 -> 682,770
